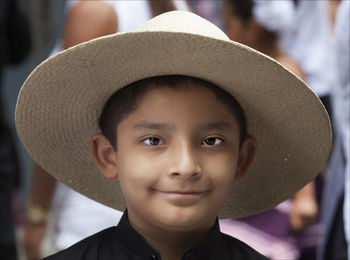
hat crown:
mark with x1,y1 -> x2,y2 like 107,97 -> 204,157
136,11 -> 229,41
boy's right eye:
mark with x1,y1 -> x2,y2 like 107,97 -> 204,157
143,137 -> 165,146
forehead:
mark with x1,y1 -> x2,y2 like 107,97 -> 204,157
124,82 -> 239,128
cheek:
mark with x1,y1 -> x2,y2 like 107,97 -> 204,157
213,168 -> 236,195
116,150 -> 163,193
202,153 -> 237,191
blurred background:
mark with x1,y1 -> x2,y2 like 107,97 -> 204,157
1,1 -> 348,260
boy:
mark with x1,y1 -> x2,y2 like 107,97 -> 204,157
16,11 -> 331,259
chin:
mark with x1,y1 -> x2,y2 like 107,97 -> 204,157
158,207 -> 212,231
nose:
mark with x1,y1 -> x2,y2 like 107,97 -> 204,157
168,141 -> 202,179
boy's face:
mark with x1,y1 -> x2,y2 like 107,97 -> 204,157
91,83 -> 255,233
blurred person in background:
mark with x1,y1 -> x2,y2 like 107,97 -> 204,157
275,0 -> 349,259
0,0 -> 31,259
187,0 -> 223,29
318,1 -> 349,259
279,0 -> 334,118
23,2 -> 119,259
22,1 -> 189,259
222,0 -> 321,259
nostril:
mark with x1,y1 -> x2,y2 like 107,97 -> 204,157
191,172 -> 201,179
168,162 -> 202,178
170,171 -> 201,179
171,172 -> 181,177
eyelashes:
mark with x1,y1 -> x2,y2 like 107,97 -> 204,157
141,136 -> 224,147
201,137 -> 223,146
143,137 -> 165,146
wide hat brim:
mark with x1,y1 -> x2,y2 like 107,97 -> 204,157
16,11 -> 331,218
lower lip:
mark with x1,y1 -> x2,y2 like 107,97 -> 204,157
158,191 -> 206,204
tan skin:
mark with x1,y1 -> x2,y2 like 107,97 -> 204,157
328,0 -> 341,31
223,1 -> 318,232
90,84 -> 256,259
22,1 -> 117,259
23,2 -> 184,259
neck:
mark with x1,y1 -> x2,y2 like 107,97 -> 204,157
128,212 -> 216,260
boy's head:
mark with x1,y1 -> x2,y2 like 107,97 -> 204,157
90,75 -> 256,230
15,10 -> 331,220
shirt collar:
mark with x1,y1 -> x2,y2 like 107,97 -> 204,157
114,210 -> 161,259
114,210 -> 224,259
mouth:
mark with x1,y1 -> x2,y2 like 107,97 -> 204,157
153,189 -> 208,205
163,190 -> 205,195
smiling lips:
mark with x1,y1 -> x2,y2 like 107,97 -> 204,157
152,188 -> 208,206
163,190 -> 205,195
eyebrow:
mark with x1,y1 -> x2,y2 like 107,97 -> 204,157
133,122 -> 175,131
198,121 -> 233,131
133,121 -> 233,132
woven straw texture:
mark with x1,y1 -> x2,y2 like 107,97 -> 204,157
15,11 -> 331,218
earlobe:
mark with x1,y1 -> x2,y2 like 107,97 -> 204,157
90,133 -> 118,179
234,136 -> 257,181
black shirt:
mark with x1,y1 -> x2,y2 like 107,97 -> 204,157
44,211 -> 269,260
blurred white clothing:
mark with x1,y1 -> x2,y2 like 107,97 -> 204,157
252,0 -> 295,34
52,184 -> 122,249
332,2 -> 350,257
317,1 -> 349,259
279,0 -> 333,97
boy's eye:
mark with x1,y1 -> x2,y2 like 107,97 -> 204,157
143,137 -> 164,146
201,137 -> 223,146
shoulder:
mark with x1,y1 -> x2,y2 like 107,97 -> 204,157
70,0 -> 117,25
43,227 -> 117,260
70,0 -> 116,21
221,232 -> 270,259
63,0 -> 118,48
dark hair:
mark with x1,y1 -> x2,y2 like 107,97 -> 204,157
227,0 -> 278,39
227,0 -> 253,24
99,75 -> 247,149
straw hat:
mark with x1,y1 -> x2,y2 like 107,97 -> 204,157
15,11 -> 331,218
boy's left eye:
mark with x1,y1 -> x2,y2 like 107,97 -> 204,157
201,137 -> 223,146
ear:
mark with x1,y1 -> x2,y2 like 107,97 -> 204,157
90,133 -> 118,179
234,136 -> 257,181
